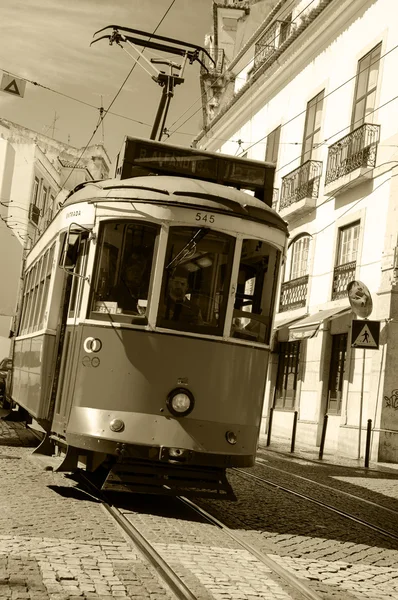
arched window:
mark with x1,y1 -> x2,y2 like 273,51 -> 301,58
289,235 -> 311,280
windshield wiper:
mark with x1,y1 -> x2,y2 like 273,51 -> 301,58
166,228 -> 209,270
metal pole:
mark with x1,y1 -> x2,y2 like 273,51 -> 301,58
290,410 -> 298,453
266,407 -> 274,447
364,419 -> 372,468
358,348 -> 365,459
319,414 -> 328,460
150,85 -> 168,140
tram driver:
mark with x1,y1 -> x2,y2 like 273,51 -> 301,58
160,267 -> 203,327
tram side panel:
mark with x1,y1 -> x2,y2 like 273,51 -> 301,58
11,334 -> 57,425
54,325 -> 270,467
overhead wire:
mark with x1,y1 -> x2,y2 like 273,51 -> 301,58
166,0 -> 316,138
168,1 -> 398,160
0,66 -> 152,129
58,0 -> 176,198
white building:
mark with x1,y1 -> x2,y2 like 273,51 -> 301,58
0,118 -> 111,358
196,0 -> 398,463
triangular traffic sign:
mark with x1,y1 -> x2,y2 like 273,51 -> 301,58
4,80 -> 20,95
352,323 -> 378,348
0,74 -> 26,98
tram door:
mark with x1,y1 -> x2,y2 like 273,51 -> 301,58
52,232 -> 89,435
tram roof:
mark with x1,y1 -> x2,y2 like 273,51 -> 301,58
63,176 -> 288,232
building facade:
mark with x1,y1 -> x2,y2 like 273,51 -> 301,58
0,118 -> 111,358
196,0 -> 398,462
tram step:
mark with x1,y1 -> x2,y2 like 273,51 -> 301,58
102,460 -> 236,500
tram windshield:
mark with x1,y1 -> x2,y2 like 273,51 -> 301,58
231,239 -> 280,345
157,227 -> 235,335
90,221 -> 159,323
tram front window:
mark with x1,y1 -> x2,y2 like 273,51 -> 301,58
90,221 -> 159,323
157,227 -> 234,335
231,239 -> 280,345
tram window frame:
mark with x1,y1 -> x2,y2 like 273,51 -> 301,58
230,239 -> 280,345
18,242 -> 56,335
68,234 -> 89,319
88,220 -> 160,325
156,226 -> 235,336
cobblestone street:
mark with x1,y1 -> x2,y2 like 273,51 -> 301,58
0,418 -> 173,600
1,417 -> 398,599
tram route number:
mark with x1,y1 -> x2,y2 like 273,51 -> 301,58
195,212 -> 215,224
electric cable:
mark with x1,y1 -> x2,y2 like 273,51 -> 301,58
58,0 -> 176,199
167,0 -> 304,135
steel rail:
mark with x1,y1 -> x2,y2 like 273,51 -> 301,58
77,472 -> 197,600
255,456 -> 398,517
233,467 -> 398,543
177,495 -> 324,600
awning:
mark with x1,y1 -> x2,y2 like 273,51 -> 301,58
273,314 -> 309,343
288,306 -> 351,341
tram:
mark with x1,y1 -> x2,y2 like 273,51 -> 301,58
8,137 -> 288,499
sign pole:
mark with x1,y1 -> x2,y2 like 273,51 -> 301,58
358,348 -> 365,459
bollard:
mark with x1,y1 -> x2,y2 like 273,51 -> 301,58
364,419 -> 372,468
318,414 -> 328,460
266,407 -> 274,447
291,411 -> 298,453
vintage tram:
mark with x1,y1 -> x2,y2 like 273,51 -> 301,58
8,137 -> 288,498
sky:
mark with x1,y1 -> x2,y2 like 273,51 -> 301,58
0,0 -> 213,165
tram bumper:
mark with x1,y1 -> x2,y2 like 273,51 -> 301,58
101,457 -> 236,500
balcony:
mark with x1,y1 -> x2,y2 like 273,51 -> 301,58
332,261 -> 356,300
324,123 -> 380,196
279,160 -> 323,221
279,275 -> 309,313
200,49 -> 225,77
253,20 -> 296,74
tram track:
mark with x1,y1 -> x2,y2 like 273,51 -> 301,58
255,456 -> 398,517
233,464 -> 398,543
77,470 -> 325,600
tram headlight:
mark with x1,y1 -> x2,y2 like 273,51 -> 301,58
166,388 -> 195,417
226,431 -> 238,445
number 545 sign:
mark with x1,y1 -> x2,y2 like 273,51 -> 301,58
195,212 -> 215,224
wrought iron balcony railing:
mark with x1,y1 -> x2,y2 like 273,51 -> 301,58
200,48 -> 225,75
332,261 -> 356,300
279,275 -> 309,312
280,160 -> 323,210
253,20 -> 295,72
325,123 -> 380,186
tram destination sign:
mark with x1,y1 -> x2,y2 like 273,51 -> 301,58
115,136 -> 275,206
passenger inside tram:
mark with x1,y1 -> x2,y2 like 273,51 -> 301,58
110,250 -> 150,315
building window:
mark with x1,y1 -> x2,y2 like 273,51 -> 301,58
327,333 -> 347,414
332,221 -> 359,300
265,125 -> 281,163
302,90 -> 324,163
279,13 -> 292,45
32,177 -> 40,207
352,43 -> 381,129
274,341 -> 301,409
41,187 -> 48,216
337,221 -> 360,265
290,235 -> 310,280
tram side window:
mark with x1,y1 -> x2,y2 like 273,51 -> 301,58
19,243 -> 55,335
89,221 -> 159,323
231,240 -> 280,345
157,227 -> 235,335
